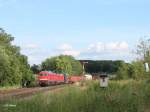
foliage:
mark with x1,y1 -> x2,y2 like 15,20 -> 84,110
129,61 -> 146,80
42,55 -> 83,75
136,38 -> 150,63
0,28 -> 33,86
116,60 -> 147,80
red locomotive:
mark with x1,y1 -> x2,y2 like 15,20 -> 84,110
37,71 -> 83,86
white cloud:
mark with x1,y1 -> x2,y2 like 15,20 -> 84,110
62,50 -> 80,57
79,41 -> 134,62
56,42 -> 130,60
87,41 -> 128,52
57,44 -> 72,51
27,55 -> 43,65
88,42 -> 105,52
57,43 -> 80,57
19,43 -> 48,65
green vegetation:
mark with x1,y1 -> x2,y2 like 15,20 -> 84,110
116,61 -> 147,80
0,28 -> 34,86
115,38 -> 150,80
129,61 -> 146,80
41,55 -> 83,75
1,80 -> 150,112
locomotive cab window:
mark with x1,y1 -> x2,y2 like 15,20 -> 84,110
40,74 -> 48,76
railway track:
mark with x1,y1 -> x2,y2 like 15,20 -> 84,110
0,85 -> 67,101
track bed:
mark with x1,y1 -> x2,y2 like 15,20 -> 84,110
0,85 -> 66,100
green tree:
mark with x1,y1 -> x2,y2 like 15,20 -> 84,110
42,55 -> 82,75
55,56 -> 72,74
0,28 -> 33,86
129,61 -> 146,80
0,47 -> 11,85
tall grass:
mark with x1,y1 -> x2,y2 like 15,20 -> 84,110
1,80 -> 150,112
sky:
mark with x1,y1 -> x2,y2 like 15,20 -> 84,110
0,0 -> 150,65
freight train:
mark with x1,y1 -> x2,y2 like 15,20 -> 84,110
37,71 -> 84,86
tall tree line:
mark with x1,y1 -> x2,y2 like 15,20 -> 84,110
0,28 -> 33,86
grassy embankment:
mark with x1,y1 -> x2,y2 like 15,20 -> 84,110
1,80 -> 150,112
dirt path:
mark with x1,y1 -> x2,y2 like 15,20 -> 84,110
0,85 -> 67,101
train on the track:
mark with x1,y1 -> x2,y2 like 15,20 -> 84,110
37,71 -> 89,86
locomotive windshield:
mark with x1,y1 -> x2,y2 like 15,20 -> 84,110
39,73 -> 48,76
